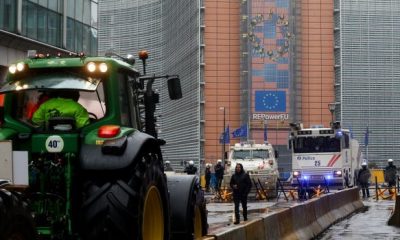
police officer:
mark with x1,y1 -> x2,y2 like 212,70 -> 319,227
164,161 -> 174,171
184,160 -> 197,175
385,158 -> 397,189
214,159 -> 225,191
357,162 -> 371,198
230,163 -> 252,224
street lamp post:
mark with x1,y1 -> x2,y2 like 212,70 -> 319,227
328,103 -> 336,126
219,107 -> 226,164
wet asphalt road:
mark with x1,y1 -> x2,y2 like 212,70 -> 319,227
207,191 -> 400,239
317,199 -> 400,240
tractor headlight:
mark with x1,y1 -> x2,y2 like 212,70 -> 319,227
99,63 -> 108,73
87,62 -> 96,72
16,62 -> 25,72
9,64 -> 17,74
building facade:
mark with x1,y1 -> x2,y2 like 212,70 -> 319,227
336,0 -> 400,166
204,0 -> 335,173
98,0 -> 201,171
0,0 -> 98,79
98,0 -> 338,174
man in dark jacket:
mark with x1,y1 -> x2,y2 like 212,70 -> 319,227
214,159 -> 225,191
230,163 -> 252,224
385,159 -> 397,189
357,162 -> 371,198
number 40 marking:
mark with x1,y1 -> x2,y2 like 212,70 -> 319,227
45,135 -> 64,153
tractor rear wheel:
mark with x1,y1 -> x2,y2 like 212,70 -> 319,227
80,147 -> 170,240
0,190 -> 36,240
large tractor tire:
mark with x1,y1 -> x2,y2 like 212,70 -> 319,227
167,175 -> 208,239
80,147 -> 170,240
0,189 -> 36,240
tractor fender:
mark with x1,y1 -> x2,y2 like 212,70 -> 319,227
80,131 -> 157,170
167,174 -> 207,238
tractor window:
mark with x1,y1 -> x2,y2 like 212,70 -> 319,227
118,72 -> 132,127
78,82 -> 106,120
127,74 -> 140,129
11,87 -> 106,127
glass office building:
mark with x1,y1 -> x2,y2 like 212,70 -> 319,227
98,0 -> 201,170
0,0 -> 98,68
335,0 -> 400,166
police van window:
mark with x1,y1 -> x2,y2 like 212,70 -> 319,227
293,136 -> 341,153
253,150 -> 269,159
232,150 -> 251,159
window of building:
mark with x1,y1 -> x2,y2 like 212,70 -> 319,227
75,0 -> 83,22
83,0 -> 91,25
82,25 -> 90,54
66,0 -> 98,56
0,0 -> 17,32
90,28 -> 98,56
37,7 -> 47,43
67,18 -> 75,50
48,11 -> 61,46
67,0 -> 75,18
22,0 -> 62,47
91,1 -> 97,28
75,21 -> 83,52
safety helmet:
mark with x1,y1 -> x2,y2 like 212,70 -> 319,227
217,159 -> 222,163
206,164 -> 211,168
388,159 -> 393,163
361,162 -> 367,166
165,161 -> 170,164
189,160 -> 194,165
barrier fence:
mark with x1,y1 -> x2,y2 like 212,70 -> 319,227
203,170 -> 400,202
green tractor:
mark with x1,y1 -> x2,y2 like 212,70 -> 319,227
0,50 -> 208,240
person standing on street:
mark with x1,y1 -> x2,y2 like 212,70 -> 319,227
214,159 -> 225,191
164,161 -> 174,172
385,158 -> 397,189
205,164 -> 212,192
230,163 -> 252,224
184,160 -> 197,175
357,162 -> 371,198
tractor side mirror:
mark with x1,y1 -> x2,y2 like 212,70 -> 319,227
167,77 -> 182,100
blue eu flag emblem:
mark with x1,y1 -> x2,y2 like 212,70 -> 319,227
255,91 -> 286,112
